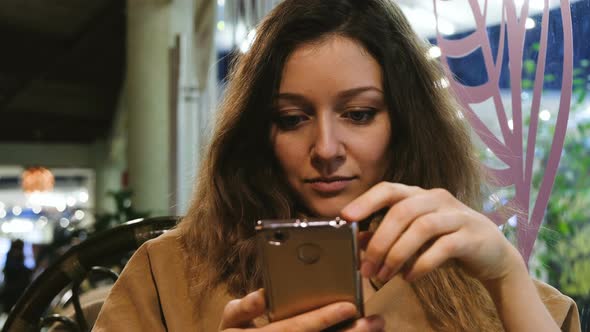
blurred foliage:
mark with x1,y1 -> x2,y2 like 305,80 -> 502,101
533,119 -> 590,312
93,189 -> 150,234
520,41 -> 590,317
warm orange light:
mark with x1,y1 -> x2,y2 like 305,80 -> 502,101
21,167 -> 55,193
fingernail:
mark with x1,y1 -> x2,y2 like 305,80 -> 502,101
361,261 -> 377,277
377,266 -> 392,283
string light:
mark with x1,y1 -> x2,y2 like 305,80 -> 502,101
540,109 -> 551,121
428,46 -> 442,59
525,18 -> 536,30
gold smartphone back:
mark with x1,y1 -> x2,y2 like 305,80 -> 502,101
255,219 -> 363,322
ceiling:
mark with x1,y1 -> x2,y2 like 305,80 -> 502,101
0,0 -> 125,143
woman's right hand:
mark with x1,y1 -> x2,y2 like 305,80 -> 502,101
219,289 -> 384,332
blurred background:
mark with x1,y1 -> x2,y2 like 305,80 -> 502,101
0,0 -> 588,328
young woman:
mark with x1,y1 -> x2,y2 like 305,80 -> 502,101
94,0 -> 580,331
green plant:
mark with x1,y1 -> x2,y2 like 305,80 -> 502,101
93,189 -> 150,233
522,48 -> 590,311
478,41 -> 590,315
533,119 -> 590,310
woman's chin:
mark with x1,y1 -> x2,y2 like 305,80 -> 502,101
299,192 -> 358,219
305,202 -> 348,219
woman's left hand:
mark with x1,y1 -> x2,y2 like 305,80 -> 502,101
340,182 -> 523,284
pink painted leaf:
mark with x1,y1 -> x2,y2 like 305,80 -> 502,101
433,0 -> 573,263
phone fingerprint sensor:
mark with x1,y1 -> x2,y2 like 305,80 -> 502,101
297,243 -> 322,264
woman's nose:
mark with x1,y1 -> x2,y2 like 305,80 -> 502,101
310,115 -> 345,173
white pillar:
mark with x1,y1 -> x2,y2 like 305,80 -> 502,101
126,0 -> 172,216
171,0 -> 216,215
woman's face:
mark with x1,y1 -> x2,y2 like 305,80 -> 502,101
271,36 -> 392,218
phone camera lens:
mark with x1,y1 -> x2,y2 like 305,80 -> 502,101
267,230 -> 288,246
273,231 -> 285,242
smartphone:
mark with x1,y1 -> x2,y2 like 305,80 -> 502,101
255,218 -> 364,322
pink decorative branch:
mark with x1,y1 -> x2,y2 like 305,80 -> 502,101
433,0 -> 573,263
524,0 -> 573,261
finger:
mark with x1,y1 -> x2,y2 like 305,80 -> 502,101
361,191 -> 441,278
340,182 -> 422,222
402,232 -> 467,282
340,315 -> 385,332
267,302 -> 357,332
219,289 -> 266,329
375,211 -> 463,283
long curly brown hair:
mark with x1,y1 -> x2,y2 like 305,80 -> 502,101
180,0 -> 503,330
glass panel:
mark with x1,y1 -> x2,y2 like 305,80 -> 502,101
429,0 -> 589,324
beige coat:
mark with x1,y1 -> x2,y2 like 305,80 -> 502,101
93,229 -> 581,331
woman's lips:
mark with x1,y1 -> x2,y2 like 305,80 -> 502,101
307,178 -> 355,194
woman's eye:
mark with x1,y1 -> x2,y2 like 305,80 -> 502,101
343,109 -> 377,123
274,114 -> 308,130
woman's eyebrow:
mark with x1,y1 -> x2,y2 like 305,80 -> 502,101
337,86 -> 383,99
276,86 -> 383,102
275,93 -> 308,103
